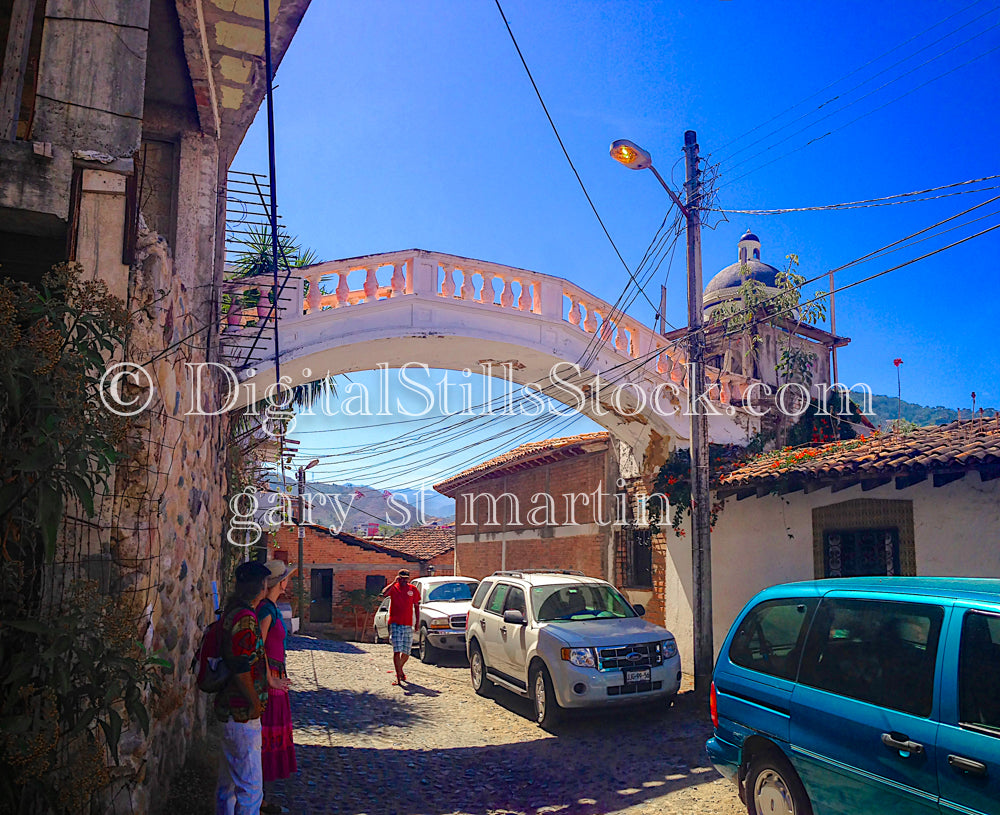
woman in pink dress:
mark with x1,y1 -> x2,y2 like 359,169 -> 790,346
257,560 -> 297,813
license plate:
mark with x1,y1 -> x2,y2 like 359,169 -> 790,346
625,668 -> 651,684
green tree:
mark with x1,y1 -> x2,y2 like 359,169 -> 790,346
711,254 -> 827,385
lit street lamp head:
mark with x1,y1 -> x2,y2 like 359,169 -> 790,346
610,139 -> 652,170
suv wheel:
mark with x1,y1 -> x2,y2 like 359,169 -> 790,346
469,641 -> 491,696
746,750 -> 813,815
419,626 -> 437,664
530,663 -> 562,728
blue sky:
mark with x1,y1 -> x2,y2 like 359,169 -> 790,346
232,0 -> 1000,488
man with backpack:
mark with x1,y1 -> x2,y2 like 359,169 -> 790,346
214,561 -> 271,815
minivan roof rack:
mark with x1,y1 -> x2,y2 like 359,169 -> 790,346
491,569 -> 586,577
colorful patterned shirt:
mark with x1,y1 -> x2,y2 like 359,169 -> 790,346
213,601 -> 268,723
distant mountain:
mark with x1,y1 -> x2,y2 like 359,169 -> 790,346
263,475 -> 454,533
867,394 -> 996,429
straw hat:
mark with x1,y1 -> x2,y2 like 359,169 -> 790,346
264,559 -> 296,585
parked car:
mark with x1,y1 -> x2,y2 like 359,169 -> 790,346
708,577 -> 1000,815
466,570 -> 681,727
373,576 -> 479,662
412,576 -> 479,663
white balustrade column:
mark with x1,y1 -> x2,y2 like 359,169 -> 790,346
567,298 -> 581,326
460,269 -> 475,300
364,267 -> 379,302
307,273 -> 323,313
500,278 -> 514,308
441,264 -> 455,297
518,281 -> 532,311
336,272 -> 349,307
390,264 -> 405,296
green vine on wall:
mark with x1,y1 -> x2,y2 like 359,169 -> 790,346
0,264 -> 168,812
648,446 -> 742,536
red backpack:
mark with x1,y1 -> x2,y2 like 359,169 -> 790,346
194,607 -> 253,693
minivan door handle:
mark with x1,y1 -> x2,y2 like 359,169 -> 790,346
948,754 -> 988,777
881,732 -> 924,756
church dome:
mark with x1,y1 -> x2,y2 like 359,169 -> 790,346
704,230 -> 780,298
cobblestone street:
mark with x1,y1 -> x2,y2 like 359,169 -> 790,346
266,635 -> 744,815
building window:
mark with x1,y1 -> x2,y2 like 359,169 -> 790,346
365,574 -> 386,595
617,526 -> 653,588
812,499 -> 915,578
823,528 -> 900,577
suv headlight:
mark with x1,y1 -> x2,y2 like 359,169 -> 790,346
560,647 -> 596,668
662,638 -> 678,659
428,618 -> 450,629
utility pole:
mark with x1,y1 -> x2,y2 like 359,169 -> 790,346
683,131 -> 713,692
610,133 -> 714,693
297,466 -> 306,627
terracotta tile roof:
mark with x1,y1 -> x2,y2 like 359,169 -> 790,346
719,419 -> 1000,494
377,525 -> 455,561
433,432 -> 610,496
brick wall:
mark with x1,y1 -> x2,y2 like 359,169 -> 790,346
273,525 -> 420,638
453,450 -> 613,580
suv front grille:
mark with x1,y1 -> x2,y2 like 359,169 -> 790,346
449,614 -> 467,630
597,642 -> 662,672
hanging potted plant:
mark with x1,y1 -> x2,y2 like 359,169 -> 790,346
222,292 -> 242,326
257,287 -> 275,318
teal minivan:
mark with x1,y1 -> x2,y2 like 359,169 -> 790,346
707,578 -> 1000,815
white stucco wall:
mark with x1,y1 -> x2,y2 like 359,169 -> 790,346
663,472 -> 1000,666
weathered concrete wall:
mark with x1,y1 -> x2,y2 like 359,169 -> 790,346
63,133 -> 231,812
33,1 -> 151,157
0,140 -> 73,235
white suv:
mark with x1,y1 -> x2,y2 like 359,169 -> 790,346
465,570 -> 681,727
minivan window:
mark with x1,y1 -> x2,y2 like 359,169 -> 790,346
799,598 -> 943,717
729,598 -> 816,680
471,580 -> 494,609
485,583 -> 510,615
958,610 -> 1000,736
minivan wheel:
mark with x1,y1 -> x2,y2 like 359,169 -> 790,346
746,751 -> 812,815
469,642 -> 491,697
530,663 -> 562,728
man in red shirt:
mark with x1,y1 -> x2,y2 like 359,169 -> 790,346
381,569 -> 420,684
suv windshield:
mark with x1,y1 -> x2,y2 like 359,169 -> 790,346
427,582 -> 476,602
532,583 -> 636,621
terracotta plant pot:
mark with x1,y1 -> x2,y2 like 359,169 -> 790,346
227,310 -> 242,326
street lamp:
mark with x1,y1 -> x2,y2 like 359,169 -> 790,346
297,458 -> 320,628
611,132 -> 714,693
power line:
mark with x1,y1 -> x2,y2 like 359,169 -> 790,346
492,0 -> 662,318
716,8 -> 1000,168
712,0 -> 994,156
715,176 -> 1000,215
718,40 -> 1000,190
